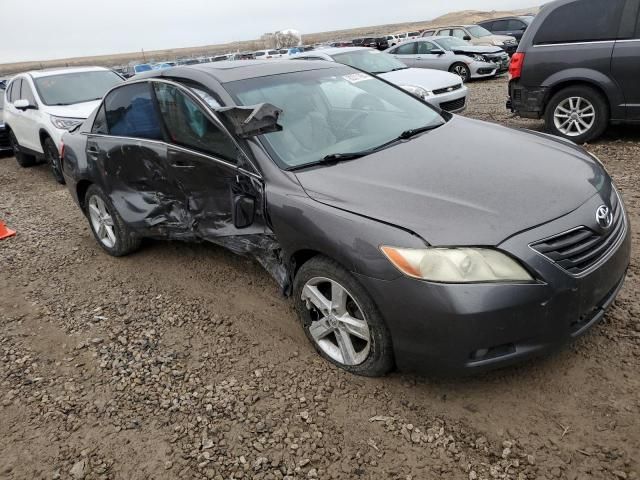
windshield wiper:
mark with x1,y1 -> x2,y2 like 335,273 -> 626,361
289,123 -> 442,171
398,124 -> 442,139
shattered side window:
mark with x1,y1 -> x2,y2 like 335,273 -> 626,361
153,83 -> 238,163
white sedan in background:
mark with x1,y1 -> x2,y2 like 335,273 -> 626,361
292,47 -> 468,113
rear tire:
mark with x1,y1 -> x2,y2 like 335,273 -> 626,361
43,137 -> 65,184
544,85 -> 609,144
293,256 -> 394,377
9,130 -> 37,168
449,62 -> 471,83
85,184 -> 141,257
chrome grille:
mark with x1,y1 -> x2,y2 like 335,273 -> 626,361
433,84 -> 462,95
531,193 -> 626,275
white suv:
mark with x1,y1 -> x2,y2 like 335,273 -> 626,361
3,67 -> 123,183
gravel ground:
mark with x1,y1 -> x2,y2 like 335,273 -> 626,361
0,76 -> 638,480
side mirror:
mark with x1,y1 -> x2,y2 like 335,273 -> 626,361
431,49 -> 445,55
233,195 -> 256,229
15,99 -> 36,111
217,103 -> 283,138
463,35 -> 472,41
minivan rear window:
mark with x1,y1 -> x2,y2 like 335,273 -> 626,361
533,0 -> 625,45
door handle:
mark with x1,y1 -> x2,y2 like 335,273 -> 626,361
87,146 -> 99,155
171,160 -> 195,169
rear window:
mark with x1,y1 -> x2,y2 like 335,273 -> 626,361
534,0 -> 626,45
268,50 -> 279,55
255,52 -> 265,57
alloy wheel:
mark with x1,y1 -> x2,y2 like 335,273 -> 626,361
453,65 -> 469,81
553,96 -> 596,137
88,195 -> 117,249
301,277 -> 371,366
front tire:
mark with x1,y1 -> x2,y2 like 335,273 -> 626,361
544,85 -> 609,144
43,137 -> 65,184
85,184 -> 141,257
293,256 -> 394,377
449,62 -> 471,83
9,130 -> 37,168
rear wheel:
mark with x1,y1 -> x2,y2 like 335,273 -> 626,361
43,137 -> 65,184
293,256 -> 394,377
544,86 -> 609,144
85,184 -> 141,257
9,130 -> 37,168
449,62 -> 471,82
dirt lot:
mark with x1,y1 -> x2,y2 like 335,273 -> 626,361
0,76 -> 638,480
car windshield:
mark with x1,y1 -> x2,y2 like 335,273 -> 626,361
134,64 -> 152,73
332,50 -> 407,74
225,66 -> 446,169
34,71 -> 123,106
467,25 -> 493,38
433,37 -> 470,50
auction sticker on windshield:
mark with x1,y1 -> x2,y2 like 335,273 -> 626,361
343,73 -> 372,84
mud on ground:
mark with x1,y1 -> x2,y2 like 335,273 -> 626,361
0,76 -> 638,480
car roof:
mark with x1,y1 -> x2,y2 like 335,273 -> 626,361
135,59 -> 343,84
27,66 -> 111,79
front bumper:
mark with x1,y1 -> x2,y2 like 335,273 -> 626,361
427,85 -> 468,113
469,61 -> 499,79
356,195 -> 631,375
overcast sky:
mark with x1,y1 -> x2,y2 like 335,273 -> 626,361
1,0 -> 536,63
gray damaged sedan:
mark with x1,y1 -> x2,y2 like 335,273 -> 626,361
61,60 -> 630,376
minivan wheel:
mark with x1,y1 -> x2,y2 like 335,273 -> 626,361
85,184 -> 141,257
545,86 -> 609,143
293,256 -> 394,377
449,63 -> 471,82
9,130 -> 37,168
43,137 -> 65,184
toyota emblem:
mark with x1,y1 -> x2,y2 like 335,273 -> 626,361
595,205 -> 614,230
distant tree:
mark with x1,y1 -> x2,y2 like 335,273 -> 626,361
275,32 -> 301,49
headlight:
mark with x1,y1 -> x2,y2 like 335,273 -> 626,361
380,246 -> 533,283
472,54 -> 486,62
492,40 -> 505,46
50,115 -> 84,130
401,85 -> 433,99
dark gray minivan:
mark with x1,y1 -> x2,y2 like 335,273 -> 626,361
508,0 -> 640,143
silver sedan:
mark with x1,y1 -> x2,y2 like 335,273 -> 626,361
385,37 -> 506,82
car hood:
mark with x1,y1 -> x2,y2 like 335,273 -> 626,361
294,116 -> 607,246
450,45 -> 504,54
379,68 -> 461,91
45,100 -> 101,119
